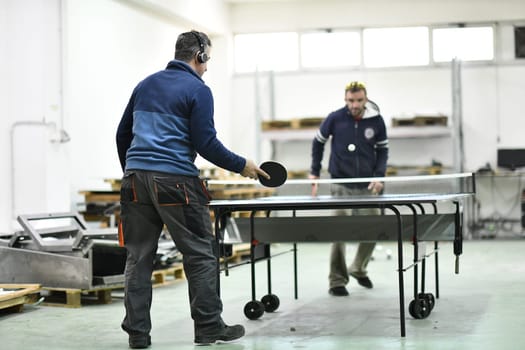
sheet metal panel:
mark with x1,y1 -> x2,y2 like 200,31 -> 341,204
0,246 -> 92,289
230,214 -> 455,243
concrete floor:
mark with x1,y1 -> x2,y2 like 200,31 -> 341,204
1,240 -> 524,350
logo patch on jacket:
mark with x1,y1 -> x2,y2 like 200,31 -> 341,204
364,128 -> 375,139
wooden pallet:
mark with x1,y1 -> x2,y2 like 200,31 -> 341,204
39,264 -> 185,307
229,243 -> 251,263
387,165 -> 444,175
290,117 -> 324,129
104,178 -> 121,191
231,211 -> 268,218
206,177 -> 252,191
261,120 -> 293,130
209,209 -> 267,222
392,115 -> 448,127
262,117 -> 323,131
40,285 -> 123,308
220,243 -> 252,264
0,284 -> 41,314
79,190 -> 120,225
151,264 -> 185,287
209,187 -> 275,199
287,170 -> 309,179
79,190 -> 120,203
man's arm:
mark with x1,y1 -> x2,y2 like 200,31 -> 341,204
310,119 -> 331,196
369,115 -> 389,193
373,116 -> 389,177
310,117 -> 331,177
116,92 -> 136,172
190,86 -> 247,173
189,85 -> 269,180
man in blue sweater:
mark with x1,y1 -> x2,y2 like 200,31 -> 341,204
116,30 -> 268,348
309,81 -> 389,297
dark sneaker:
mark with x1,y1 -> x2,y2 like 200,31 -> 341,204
349,272 -> 373,289
328,286 -> 349,296
195,324 -> 245,344
129,334 -> 151,349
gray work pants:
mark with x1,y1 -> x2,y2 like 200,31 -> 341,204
329,185 -> 378,289
119,170 -> 222,337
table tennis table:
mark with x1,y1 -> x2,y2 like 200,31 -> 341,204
210,181 -> 475,337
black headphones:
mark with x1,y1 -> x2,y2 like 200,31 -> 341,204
190,31 -> 209,64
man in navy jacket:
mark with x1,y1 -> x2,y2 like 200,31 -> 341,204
116,30 -> 268,348
310,81 -> 389,297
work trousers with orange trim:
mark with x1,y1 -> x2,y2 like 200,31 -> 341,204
119,170 -> 223,338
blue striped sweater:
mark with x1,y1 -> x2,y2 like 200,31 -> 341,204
116,60 -> 245,176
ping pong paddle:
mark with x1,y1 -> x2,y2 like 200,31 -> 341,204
258,161 -> 287,187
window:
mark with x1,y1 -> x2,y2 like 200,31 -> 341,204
300,31 -> 361,68
233,24 -> 497,73
234,32 -> 299,73
363,27 -> 429,67
432,26 -> 494,62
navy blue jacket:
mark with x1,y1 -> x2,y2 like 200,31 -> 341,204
310,102 -> 389,186
116,60 -> 245,176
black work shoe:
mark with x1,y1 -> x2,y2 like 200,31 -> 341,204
194,324 -> 245,344
328,286 -> 349,296
349,272 -> 373,289
129,334 -> 151,349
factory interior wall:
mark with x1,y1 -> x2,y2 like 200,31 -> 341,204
1,0 -> 68,233
0,0 -> 231,233
1,0 -> 524,233
229,0 -> 525,171
227,0 -> 525,232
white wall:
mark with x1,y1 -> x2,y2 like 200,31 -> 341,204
64,0 -> 234,192
0,0 -> 233,233
233,67 -> 455,171
1,0 -> 524,234
230,0 -> 525,32
0,0 -> 70,233
0,2 -> 9,231
129,0 -> 230,34
228,0 -> 525,173
64,0 -> 184,192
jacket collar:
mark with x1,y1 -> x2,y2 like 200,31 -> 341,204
346,100 -> 380,120
165,59 -> 203,82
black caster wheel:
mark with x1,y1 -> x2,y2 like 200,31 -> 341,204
408,298 -> 431,319
244,300 -> 265,320
419,293 -> 435,311
261,294 -> 280,312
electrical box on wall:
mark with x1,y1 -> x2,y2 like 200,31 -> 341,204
515,26 -> 525,58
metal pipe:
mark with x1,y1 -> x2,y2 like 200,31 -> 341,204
451,58 -> 465,173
